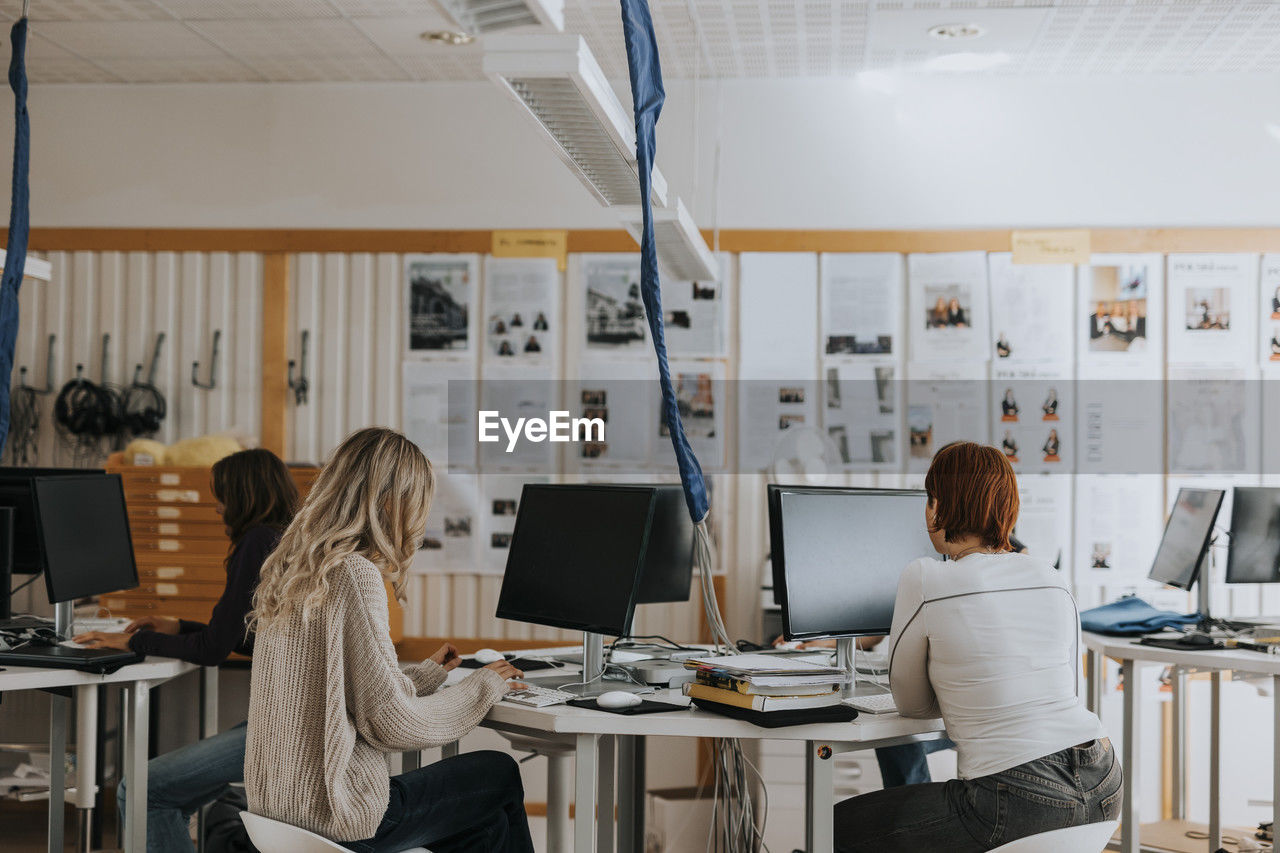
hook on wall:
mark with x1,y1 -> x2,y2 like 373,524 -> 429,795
287,329 -> 310,406
133,332 -> 166,387
191,330 -> 221,390
99,333 -> 111,385
18,333 -> 56,395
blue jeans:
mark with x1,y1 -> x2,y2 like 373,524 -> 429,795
118,722 -> 247,853
835,738 -> 1122,852
875,737 -> 956,787
342,751 -> 533,853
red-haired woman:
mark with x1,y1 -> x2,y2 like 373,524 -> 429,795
834,442 -> 1118,852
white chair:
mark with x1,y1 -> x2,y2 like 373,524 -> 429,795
240,811 -> 429,853
990,820 -> 1119,853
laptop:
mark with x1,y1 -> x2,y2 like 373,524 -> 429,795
0,643 -> 142,674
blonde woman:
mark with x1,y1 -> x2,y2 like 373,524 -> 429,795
245,427 -> 532,853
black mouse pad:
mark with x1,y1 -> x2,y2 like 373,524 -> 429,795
566,698 -> 688,715
1137,637 -> 1223,651
458,656 -> 560,672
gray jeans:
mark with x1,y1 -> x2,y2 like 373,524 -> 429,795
834,738 -> 1121,852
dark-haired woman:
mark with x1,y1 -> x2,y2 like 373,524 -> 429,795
834,442 -> 1118,852
76,448 -> 300,853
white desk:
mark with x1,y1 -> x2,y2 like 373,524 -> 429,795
1083,632 -> 1280,853
0,658 -> 198,853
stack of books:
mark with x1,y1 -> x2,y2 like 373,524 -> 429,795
681,654 -> 857,726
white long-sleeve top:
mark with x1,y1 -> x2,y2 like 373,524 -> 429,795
887,551 -> 1105,779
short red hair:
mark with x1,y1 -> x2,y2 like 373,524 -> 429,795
924,441 -> 1020,550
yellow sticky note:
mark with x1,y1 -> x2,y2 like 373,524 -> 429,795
491,230 -> 569,271
1011,230 -> 1091,265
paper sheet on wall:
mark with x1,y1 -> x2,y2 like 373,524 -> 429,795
579,254 -> 650,358
905,363 -> 989,473
990,366 -> 1073,474
907,251 -> 990,364
483,257 -> 559,369
402,361 -> 476,471
1073,474 -> 1163,584
820,253 -> 904,359
663,255 -> 728,358
739,253 -> 819,371
404,254 -> 480,361
412,473 -> 479,573
479,474 -> 552,574
1013,475 -> 1073,574
822,362 -> 901,471
1264,363 -> 1280,479
478,366 -> 560,472
1075,376 -> 1163,475
1078,253 -> 1164,372
570,361 -> 656,471
987,253 -> 1074,365
1166,365 -> 1260,476
1166,254 -> 1259,366
659,360 -> 726,472
736,368 -> 821,473
1260,255 -> 1280,367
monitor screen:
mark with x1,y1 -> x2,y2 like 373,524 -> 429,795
495,484 -> 656,636
1226,487 -> 1280,584
33,474 -> 139,603
1148,487 -> 1225,590
770,486 -> 937,640
0,467 -> 103,574
633,484 -> 694,605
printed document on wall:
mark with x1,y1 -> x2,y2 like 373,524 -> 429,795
569,361 -> 656,472
820,253 -> 903,360
737,368 -> 821,473
579,254 -> 649,359
479,475 -> 551,574
404,254 -> 480,362
990,365 -> 1072,475
1075,376 -> 1163,475
1166,366 -> 1260,476
1166,254 -> 1258,366
1074,474 -> 1163,584
1014,475 -> 1073,575
822,362 -> 901,471
478,366 -> 560,472
403,361 -> 476,471
663,255 -> 729,358
908,251 -> 990,363
1260,255 -> 1280,367
1078,254 -> 1164,373
412,473 -> 480,573
483,257 -> 560,370
987,253 -> 1074,365
659,360 -> 727,472
739,253 -> 819,371
905,363 -> 989,474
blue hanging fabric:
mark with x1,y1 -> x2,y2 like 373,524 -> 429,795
619,0 -> 709,523
0,17 -> 28,458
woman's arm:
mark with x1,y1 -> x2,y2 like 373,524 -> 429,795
127,527 -> 277,666
886,561 -> 939,719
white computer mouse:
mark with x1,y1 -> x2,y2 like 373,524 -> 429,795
473,648 -> 505,665
596,691 -> 643,710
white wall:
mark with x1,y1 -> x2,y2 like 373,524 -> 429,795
7,74 -> 1280,230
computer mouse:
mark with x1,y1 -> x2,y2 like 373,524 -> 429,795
596,691 -> 643,710
474,648 -> 505,664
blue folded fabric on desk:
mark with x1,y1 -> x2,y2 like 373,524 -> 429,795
1080,596 -> 1198,636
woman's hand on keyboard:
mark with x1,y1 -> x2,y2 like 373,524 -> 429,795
71,631 -> 132,650
125,616 -> 181,635
483,659 -> 525,684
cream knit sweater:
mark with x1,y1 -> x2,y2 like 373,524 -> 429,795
245,553 -> 507,842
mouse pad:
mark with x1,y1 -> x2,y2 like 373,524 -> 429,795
1137,637 -> 1223,651
565,698 -> 688,715
458,657 -> 560,672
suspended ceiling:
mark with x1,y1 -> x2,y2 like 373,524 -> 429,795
3,0 -> 1280,84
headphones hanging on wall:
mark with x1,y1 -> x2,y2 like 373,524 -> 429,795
122,332 -> 168,437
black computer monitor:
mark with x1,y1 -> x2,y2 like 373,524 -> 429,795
495,484 -> 656,636
1225,487 -> 1280,584
32,473 -> 139,604
769,485 -> 938,640
1148,487 -> 1225,590
0,467 -> 99,574
633,484 -> 694,605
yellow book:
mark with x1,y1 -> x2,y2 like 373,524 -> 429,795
684,682 -> 842,712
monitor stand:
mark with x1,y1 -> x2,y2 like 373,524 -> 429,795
1195,544 -> 1216,633
54,600 -> 73,640
553,632 -> 649,698
837,637 -> 856,700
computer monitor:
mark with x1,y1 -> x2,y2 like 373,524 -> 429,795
495,484 -> 656,637
1225,486 -> 1280,584
768,485 -> 938,640
633,484 -> 694,605
32,473 -> 139,604
1148,487 -> 1225,591
0,467 -> 100,574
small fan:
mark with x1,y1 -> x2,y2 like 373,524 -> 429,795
768,425 -> 841,484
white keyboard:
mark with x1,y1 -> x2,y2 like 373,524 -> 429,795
73,617 -> 130,634
502,685 -> 577,708
846,693 -> 898,715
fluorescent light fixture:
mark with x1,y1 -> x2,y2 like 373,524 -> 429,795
0,250 -> 50,282
484,34 -> 667,207
438,0 -> 564,35
920,51 -> 1011,72
617,197 -> 718,283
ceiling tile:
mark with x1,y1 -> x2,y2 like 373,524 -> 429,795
97,56 -> 264,82
33,20 -> 228,58
352,15 -> 461,54
239,54 -> 413,80
189,17 -> 383,57
152,0 -> 342,20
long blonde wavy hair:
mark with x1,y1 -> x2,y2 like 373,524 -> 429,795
249,427 -> 435,631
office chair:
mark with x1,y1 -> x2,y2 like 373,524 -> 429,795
989,820 -> 1119,853
240,812 -> 429,853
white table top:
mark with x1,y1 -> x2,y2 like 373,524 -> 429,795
0,657 -> 198,692
1083,631 -> 1280,676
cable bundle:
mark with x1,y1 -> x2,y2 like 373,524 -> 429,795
53,371 -> 122,464
4,382 -> 37,465
120,373 -> 166,437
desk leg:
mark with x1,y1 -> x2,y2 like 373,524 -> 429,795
597,736 -> 615,853
1170,667 -> 1186,820
442,740 -> 459,760
1209,671 -> 1221,851
1121,660 -> 1140,853
615,736 -> 644,853
805,742 -> 834,853
1086,649 -> 1103,715
197,667 -> 218,853
575,734 -> 599,853
48,691 -> 68,853
125,682 -> 150,853
1273,675 -> 1280,851
547,750 -> 573,853
75,684 -> 99,853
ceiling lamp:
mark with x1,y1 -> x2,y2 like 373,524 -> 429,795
438,0 -> 564,35
484,34 -> 668,207
618,197 -> 717,283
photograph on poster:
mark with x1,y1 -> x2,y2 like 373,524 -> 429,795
821,253 -> 902,357
823,364 -> 898,468
413,474 -> 479,572
1184,288 -> 1231,331
406,256 -> 473,353
485,258 -> 558,366
1086,264 -> 1149,353
663,274 -> 727,357
584,256 -> 648,352
737,378 -> 820,471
